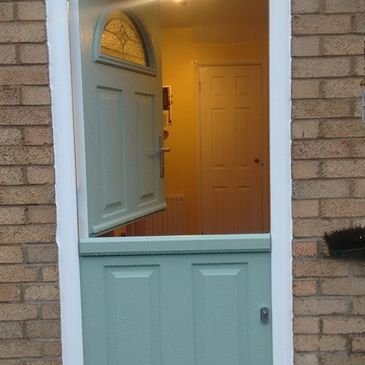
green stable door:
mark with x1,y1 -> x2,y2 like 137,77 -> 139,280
75,0 -> 272,364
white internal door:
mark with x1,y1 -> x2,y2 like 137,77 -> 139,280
200,65 -> 264,234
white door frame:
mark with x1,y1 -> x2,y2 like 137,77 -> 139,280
46,1 -> 292,364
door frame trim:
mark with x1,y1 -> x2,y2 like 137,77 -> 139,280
46,1 -> 292,364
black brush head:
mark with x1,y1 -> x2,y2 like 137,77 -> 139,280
324,226 -> 365,252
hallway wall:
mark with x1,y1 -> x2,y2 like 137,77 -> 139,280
161,27 -> 269,233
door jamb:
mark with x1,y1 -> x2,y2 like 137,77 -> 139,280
46,0 -> 292,364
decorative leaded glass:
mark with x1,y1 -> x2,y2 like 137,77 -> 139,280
100,11 -> 148,66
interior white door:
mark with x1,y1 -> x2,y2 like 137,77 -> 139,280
200,65 -> 264,234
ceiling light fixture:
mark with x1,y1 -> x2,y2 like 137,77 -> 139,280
174,0 -> 188,5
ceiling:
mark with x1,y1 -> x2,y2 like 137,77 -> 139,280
160,0 -> 268,28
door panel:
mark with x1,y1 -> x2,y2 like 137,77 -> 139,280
78,0 -> 165,235
105,265 -> 161,365
80,235 -> 272,365
200,65 -> 263,234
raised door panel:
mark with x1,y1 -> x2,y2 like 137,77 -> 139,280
105,266 -> 161,365
193,264 -> 249,365
97,87 -> 127,221
135,93 -> 158,206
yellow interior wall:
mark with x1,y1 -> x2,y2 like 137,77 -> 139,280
162,27 -> 269,234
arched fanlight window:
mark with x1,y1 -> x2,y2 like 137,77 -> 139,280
94,10 -> 156,75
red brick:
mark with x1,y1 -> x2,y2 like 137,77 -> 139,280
292,99 -> 352,119
25,320 -> 60,339
0,23 -> 46,43
292,36 -> 320,57
40,302 -> 60,320
321,35 -> 363,56
0,284 -> 21,302
25,245 -> 58,264
0,207 -> 26,225
293,280 -> 318,296
0,303 -> 38,321
0,166 -> 24,185
0,87 -> 19,106
0,107 -> 51,126
0,225 -> 56,244
322,160 -> 365,178
295,353 -> 318,365
321,120 -> 365,138
292,120 -> 320,139
294,317 -> 320,334
352,297 -> 365,315
24,284 -> 59,301
0,66 -> 48,86
292,161 -> 320,179
26,166 -> 55,184
17,2 -> 45,21
24,127 -> 52,145
27,206 -> 56,224
293,180 -> 350,199
0,146 -> 53,165
0,340 -> 42,358
321,277 -> 365,296
0,44 -> 16,65
0,127 -> 22,145
292,0 -> 320,14
0,246 -> 23,264
0,265 -> 38,283
0,322 -> 23,339
292,57 -> 351,78
323,317 -> 365,334
293,200 -> 319,218
292,14 -> 352,34
293,241 -> 318,257
293,218 -> 351,237
0,186 -> 54,205
41,266 -> 58,282
324,0 -> 365,13
293,259 -> 348,277
19,44 -> 48,64
0,3 -> 14,21
22,87 -> 51,106
322,78 -> 363,98
353,336 -> 365,352
294,298 -> 350,315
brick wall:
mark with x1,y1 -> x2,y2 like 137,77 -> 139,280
1,0 -> 365,364
292,1 -> 365,364
0,1 -> 61,363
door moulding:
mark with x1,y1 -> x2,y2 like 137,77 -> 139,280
46,0 -> 292,364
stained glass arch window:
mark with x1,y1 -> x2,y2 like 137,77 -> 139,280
94,10 -> 156,75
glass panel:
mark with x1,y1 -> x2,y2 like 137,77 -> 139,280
100,11 -> 148,66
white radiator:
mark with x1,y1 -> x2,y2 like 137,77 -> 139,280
130,195 -> 186,236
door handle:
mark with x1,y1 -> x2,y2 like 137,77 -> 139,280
159,133 -> 171,178
160,147 -> 171,153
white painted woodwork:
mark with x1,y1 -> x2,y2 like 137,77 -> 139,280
199,65 -> 264,234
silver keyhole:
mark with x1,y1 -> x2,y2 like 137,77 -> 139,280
260,307 -> 269,324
